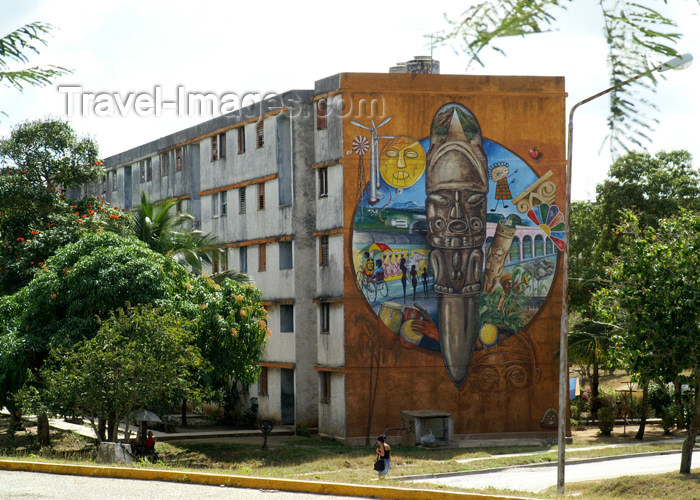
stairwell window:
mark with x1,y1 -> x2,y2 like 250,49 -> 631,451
239,246 -> 248,272
256,119 -> 264,148
258,243 -> 267,272
320,372 -> 331,404
237,127 -> 246,154
218,132 -> 227,158
211,194 -> 219,218
258,182 -> 265,210
280,305 -> 294,333
160,153 -> 169,176
220,191 -> 227,217
239,187 -> 247,213
176,147 -> 183,172
319,235 -> 329,267
279,241 -> 293,270
318,167 -> 328,198
320,303 -> 330,334
211,136 -> 218,161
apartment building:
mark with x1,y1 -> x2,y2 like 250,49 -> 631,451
100,60 -> 567,444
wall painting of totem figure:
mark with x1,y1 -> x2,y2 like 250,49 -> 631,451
350,103 -> 563,389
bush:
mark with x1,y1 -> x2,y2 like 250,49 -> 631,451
648,382 -> 673,418
661,408 -> 675,434
597,406 -> 615,436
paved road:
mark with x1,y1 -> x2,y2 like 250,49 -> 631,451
415,450 -> 700,493
0,470 -> 362,500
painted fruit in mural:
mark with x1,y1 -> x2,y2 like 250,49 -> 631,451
350,102 -> 562,388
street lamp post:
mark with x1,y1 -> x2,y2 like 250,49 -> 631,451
557,52 -> 693,495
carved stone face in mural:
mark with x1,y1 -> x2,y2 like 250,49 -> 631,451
469,333 -> 541,394
425,103 -> 489,387
380,136 -> 426,189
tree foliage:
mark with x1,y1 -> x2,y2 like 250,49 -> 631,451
126,191 -> 220,273
0,118 -> 106,294
0,22 -> 71,91
0,230 -> 267,421
441,0 -> 697,155
601,210 -> 699,473
39,304 -> 204,443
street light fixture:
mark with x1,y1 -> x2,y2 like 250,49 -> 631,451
557,52 -> 693,495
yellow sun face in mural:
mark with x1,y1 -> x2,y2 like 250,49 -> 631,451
379,136 -> 426,188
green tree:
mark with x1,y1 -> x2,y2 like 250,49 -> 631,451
604,210 -> 699,473
177,277 -> 269,420
0,118 -> 104,294
39,304 -> 204,444
569,201 -> 605,313
0,232 -> 190,412
1,231 -> 267,438
596,150 -> 700,253
441,0 -> 698,154
0,22 -> 70,91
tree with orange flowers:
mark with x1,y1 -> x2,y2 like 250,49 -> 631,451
0,118 -> 104,294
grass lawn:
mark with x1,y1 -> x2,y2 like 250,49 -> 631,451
2,413 -> 698,499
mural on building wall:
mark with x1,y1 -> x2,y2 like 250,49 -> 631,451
350,102 -> 563,388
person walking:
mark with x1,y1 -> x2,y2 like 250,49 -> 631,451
399,256 -> 408,304
375,434 -> 391,479
410,265 -> 418,301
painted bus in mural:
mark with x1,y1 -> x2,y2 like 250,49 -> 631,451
350,102 -> 564,389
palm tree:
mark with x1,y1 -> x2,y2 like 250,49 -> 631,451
1,22 -> 70,91
128,191 -> 250,283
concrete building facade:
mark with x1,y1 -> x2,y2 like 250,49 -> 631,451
100,63 -> 567,444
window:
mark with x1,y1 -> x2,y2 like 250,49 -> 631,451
176,147 -> 183,172
239,187 -> 246,213
160,152 -> 168,177
279,241 -> 293,270
237,127 -> 246,154
221,248 -> 228,271
211,194 -> 219,218
211,136 -> 218,161
139,161 -> 145,183
316,98 -> 328,129
239,246 -> 248,272
112,170 -> 118,191
220,191 -> 227,217
218,132 -> 227,159
320,303 -> 330,334
258,367 -> 268,396
318,167 -> 328,198
145,158 -> 152,182
319,235 -> 329,266
256,119 -> 264,148
280,305 -> 294,333
320,372 -> 331,404
258,243 -> 267,271
257,182 -> 265,210
212,250 -> 220,274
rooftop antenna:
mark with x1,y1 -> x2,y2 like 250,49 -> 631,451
425,30 -> 444,60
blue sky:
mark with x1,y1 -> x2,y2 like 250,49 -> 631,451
2,0 -> 698,201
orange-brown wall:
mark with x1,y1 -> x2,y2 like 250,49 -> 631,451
338,73 -> 567,439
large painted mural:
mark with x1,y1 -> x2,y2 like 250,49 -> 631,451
350,102 -> 563,389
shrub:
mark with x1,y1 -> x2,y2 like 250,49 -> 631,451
597,406 -> 615,435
